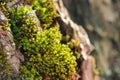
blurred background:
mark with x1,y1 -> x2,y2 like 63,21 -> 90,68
62,0 -> 120,80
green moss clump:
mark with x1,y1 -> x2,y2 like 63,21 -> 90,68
33,0 -> 59,29
10,6 -> 33,42
10,2 -> 77,79
18,25 -> 76,79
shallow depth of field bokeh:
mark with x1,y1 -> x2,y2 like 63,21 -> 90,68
63,0 -> 120,80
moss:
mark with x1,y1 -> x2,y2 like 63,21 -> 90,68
0,2 -> 9,18
0,22 -> 10,31
33,0 -> 59,29
0,3 -> 10,30
0,48 -> 11,79
10,6 -> 33,43
9,1 -> 77,80
18,26 -> 76,79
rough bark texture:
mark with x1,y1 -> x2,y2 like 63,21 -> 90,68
0,10 -> 24,78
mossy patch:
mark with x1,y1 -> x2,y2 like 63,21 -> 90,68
9,0 -> 77,80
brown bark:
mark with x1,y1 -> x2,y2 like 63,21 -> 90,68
81,56 -> 94,80
0,10 -> 24,77
81,56 -> 100,80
